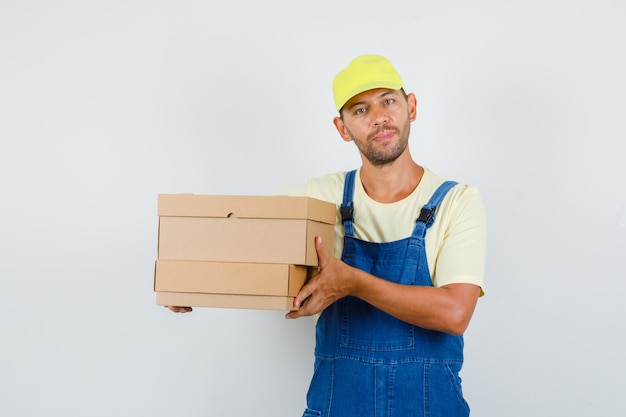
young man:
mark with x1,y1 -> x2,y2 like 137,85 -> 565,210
166,54 -> 486,416
284,54 -> 486,417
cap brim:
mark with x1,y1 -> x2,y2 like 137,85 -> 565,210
336,81 -> 403,111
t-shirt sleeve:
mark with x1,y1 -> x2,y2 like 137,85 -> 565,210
431,185 -> 487,296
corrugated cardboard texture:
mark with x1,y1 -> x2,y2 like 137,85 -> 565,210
155,260 -> 312,296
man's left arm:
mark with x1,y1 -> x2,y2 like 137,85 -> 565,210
285,236 -> 480,336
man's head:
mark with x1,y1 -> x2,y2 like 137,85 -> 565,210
333,55 -> 405,113
332,55 -> 416,167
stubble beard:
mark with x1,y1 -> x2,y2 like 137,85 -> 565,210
347,121 -> 411,167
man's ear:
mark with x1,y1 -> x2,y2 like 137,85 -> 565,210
333,116 -> 353,142
407,93 -> 417,122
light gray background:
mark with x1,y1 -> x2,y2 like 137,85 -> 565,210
1,1 -> 625,416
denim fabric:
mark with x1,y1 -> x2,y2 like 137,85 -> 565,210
303,170 -> 469,417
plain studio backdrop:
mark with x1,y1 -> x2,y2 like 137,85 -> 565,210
1,1 -> 624,416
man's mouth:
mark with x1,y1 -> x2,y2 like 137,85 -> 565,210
370,129 -> 397,142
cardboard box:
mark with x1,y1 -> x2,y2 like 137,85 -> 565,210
156,291 -> 298,311
155,194 -> 335,310
154,260 -> 313,296
157,194 -> 336,266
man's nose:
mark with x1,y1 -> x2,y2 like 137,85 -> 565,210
371,106 -> 388,126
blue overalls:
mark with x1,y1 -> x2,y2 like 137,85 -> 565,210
303,170 -> 469,417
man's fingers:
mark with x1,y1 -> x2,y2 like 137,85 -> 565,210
164,306 -> 193,313
294,281 -> 314,309
286,295 -> 313,319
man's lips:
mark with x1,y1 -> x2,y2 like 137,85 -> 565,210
370,129 -> 397,142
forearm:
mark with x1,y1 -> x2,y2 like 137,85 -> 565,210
348,266 -> 480,336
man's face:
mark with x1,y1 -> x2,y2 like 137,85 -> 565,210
334,88 -> 417,167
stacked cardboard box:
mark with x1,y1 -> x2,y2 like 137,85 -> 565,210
154,194 -> 336,310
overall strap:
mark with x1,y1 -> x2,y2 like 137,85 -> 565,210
340,169 -> 357,237
413,180 -> 458,237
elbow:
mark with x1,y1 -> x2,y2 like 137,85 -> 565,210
438,285 -> 480,336
444,309 -> 473,336
446,324 -> 468,337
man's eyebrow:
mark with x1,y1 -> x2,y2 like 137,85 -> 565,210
346,100 -> 367,111
346,91 -> 398,111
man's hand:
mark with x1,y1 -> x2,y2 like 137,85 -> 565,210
285,236 -> 353,319
164,306 -> 193,313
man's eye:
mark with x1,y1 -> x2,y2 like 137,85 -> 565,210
355,108 -> 366,115
384,98 -> 394,105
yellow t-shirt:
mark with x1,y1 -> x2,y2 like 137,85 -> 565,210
282,168 -> 486,294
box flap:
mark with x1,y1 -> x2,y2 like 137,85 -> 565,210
158,194 -> 336,224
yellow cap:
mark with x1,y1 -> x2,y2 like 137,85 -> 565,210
332,55 -> 404,111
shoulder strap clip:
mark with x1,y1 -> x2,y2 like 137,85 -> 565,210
340,203 -> 354,222
416,207 -> 435,225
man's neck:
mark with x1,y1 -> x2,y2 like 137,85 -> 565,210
359,154 -> 424,203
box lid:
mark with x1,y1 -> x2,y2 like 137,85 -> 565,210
158,194 -> 336,224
